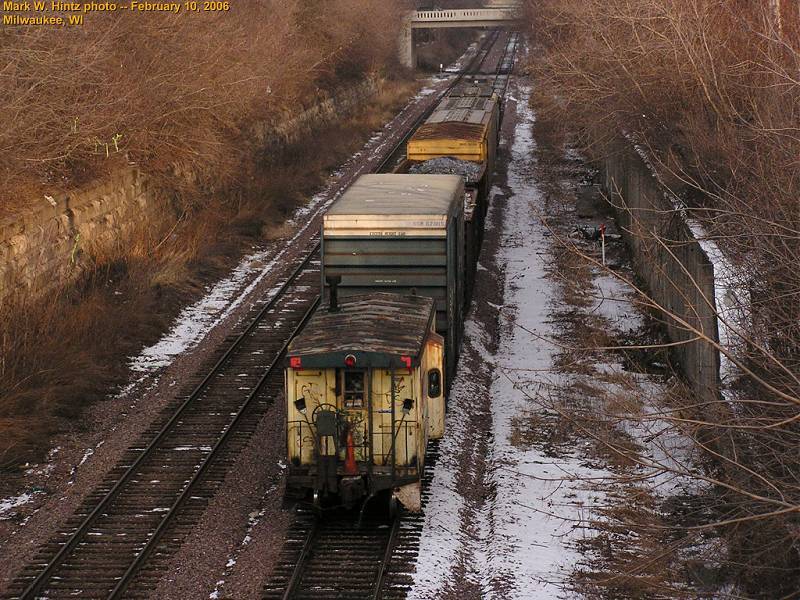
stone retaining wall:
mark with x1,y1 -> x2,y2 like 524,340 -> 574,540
0,169 -> 168,304
0,79 -> 379,306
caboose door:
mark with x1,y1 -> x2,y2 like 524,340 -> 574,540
338,368 -> 369,463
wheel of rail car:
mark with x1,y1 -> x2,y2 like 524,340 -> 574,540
311,403 -> 339,419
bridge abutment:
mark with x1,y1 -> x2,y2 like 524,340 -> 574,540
399,16 -> 416,69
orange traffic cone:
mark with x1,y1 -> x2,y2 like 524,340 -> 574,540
344,429 -> 358,475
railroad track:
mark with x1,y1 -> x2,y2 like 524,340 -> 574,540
5,29 -> 512,600
261,30 -> 521,600
375,28 -> 504,174
376,441 -> 440,599
6,250 -> 321,600
262,509 -> 399,600
263,441 -> 441,600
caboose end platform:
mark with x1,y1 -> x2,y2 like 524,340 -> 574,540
284,292 -> 445,513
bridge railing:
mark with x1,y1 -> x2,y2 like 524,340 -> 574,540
412,8 -> 518,22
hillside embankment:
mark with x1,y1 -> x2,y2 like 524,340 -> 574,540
0,2 -> 407,214
523,0 -> 800,596
0,76 -> 422,467
0,1 -> 444,469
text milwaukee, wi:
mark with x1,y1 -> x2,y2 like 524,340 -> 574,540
3,1 -> 185,20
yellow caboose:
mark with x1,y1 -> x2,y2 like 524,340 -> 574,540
285,292 -> 445,513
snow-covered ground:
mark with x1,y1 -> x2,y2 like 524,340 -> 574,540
409,75 -> 699,598
0,492 -> 41,521
411,81 -> 610,600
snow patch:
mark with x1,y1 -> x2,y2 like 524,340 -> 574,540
410,81 -> 611,600
128,246 -> 285,374
0,492 -> 41,519
684,220 -> 747,394
589,270 -> 643,334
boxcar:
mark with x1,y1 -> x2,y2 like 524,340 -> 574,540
321,174 -> 465,380
285,293 -> 445,512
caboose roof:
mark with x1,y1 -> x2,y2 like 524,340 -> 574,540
324,174 -> 461,218
286,293 -> 436,368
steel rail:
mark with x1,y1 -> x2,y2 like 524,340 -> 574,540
372,516 -> 401,600
108,295 -> 321,598
281,518 -> 318,600
18,247 -> 320,600
276,513 -> 400,600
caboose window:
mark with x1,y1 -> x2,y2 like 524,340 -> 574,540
343,371 -> 365,408
427,368 -> 442,398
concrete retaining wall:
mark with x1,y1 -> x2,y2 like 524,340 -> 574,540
601,143 -> 721,404
0,79 -> 379,306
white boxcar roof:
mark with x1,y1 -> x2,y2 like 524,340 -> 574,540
325,174 -> 462,219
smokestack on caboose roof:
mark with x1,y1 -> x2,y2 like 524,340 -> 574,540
326,275 -> 342,312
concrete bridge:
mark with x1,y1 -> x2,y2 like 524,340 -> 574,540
400,6 -> 521,68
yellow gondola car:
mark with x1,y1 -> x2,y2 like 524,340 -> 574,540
284,291 -> 445,513
406,94 -> 499,175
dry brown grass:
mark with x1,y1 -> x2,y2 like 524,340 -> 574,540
525,1 -> 800,594
0,1 -> 410,215
575,484 -> 691,600
0,78 -> 418,469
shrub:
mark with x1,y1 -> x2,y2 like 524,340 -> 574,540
0,1 -> 407,214
525,0 -> 800,594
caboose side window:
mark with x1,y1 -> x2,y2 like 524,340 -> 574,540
343,370 -> 365,408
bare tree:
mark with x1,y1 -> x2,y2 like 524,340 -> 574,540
523,0 -> 800,594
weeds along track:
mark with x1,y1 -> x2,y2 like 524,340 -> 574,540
5,29 -> 512,600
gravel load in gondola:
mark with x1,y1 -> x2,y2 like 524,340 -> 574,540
408,157 -> 483,181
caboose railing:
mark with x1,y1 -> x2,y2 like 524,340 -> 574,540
371,419 -> 419,476
288,419 -> 370,465
289,418 -> 417,476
